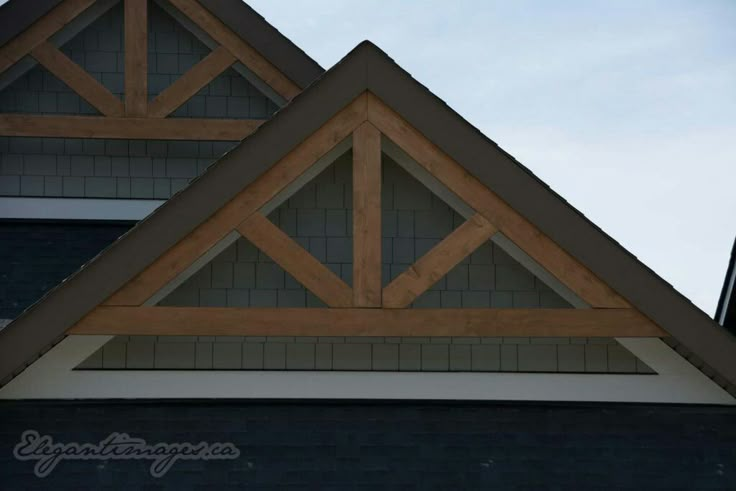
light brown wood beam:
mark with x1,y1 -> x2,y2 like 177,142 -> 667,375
383,214 -> 497,308
366,93 -> 629,309
30,42 -> 124,117
352,122 -> 382,307
0,114 -> 261,140
124,0 -> 147,117
70,307 -> 667,337
237,214 -> 353,308
148,46 -> 236,118
168,0 -> 300,100
0,0 -> 95,75
103,93 -> 368,306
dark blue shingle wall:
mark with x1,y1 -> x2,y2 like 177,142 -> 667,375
0,401 -> 734,489
0,221 -> 133,318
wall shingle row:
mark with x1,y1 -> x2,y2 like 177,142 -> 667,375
0,137 -> 237,198
80,335 -> 653,373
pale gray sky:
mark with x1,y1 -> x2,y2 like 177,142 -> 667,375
245,0 -> 736,314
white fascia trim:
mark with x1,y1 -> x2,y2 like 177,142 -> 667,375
0,335 -> 733,404
0,197 -> 164,221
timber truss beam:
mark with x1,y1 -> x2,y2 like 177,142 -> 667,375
71,307 -> 664,337
74,91 -> 667,339
0,0 -> 300,140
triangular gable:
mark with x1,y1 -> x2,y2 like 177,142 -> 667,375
0,0 -> 322,140
0,42 -> 734,402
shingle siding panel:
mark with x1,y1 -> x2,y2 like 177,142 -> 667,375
0,222 -> 133,318
1,401 -> 733,489
0,137 -> 242,198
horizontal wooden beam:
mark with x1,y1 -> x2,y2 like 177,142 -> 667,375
237,213 -> 353,308
30,42 -> 124,117
0,0 -> 95,75
383,214 -> 497,308
168,0 -> 300,100
70,307 -> 666,337
149,46 -> 236,118
0,114 -> 262,140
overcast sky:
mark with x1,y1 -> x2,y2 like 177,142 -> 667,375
248,0 -> 736,315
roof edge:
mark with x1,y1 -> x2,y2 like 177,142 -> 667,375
181,0 -> 324,89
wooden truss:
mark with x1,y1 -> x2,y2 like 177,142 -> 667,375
68,92 -> 667,338
0,0 -> 300,140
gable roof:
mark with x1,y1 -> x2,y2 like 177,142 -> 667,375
0,0 -> 323,90
1,41 -> 735,395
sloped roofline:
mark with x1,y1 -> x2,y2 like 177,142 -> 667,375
0,0 -> 323,90
716,237 -> 736,330
1,41 -> 735,393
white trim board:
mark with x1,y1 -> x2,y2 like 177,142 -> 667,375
0,335 -> 732,404
0,198 -> 164,221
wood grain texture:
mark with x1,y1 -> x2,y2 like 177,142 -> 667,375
70,307 -> 666,337
103,94 -> 368,306
352,122 -> 382,307
148,46 -> 236,118
0,0 -> 95,75
367,93 -> 630,309
124,0 -> 147,117
238,214 -> 353,307
383,214 -> 497,308
30,42 -> 124,117
0,114 -> 261,140
168,0 -> 300,100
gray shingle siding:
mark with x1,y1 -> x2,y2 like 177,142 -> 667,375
80,334 -> 652,373
81,153 -> 651,374
146,2 -> 278,119
0,64 -> 100,115
0,137 -> 237,198
156,154 -> 572,309
383,157 -> 565,309
0,4 -> 121,115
